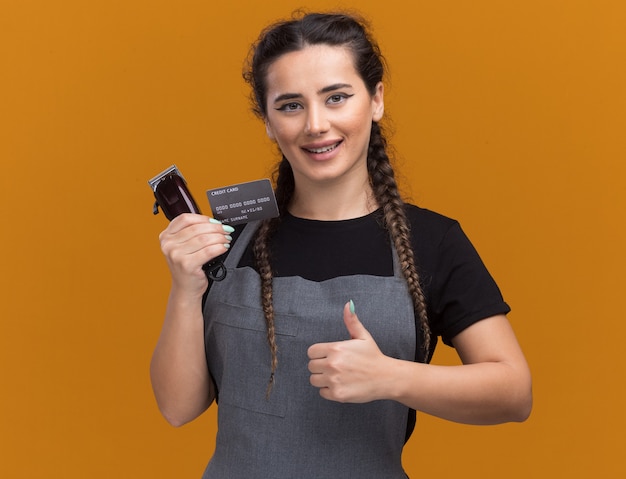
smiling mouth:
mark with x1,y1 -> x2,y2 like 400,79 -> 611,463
302,141 -> 342,154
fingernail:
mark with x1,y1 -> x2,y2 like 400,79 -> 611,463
349,300 -> 355,315
224,235 -> 232,241
223,243 -> 231,249
210,217 -> 235,234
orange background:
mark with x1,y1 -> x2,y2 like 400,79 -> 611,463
1,0 -> 624,477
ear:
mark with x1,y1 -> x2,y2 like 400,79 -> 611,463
371,82 -> 385,122
265,120 -> 275,141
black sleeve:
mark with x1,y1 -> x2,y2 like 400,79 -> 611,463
427,221 -> 511,346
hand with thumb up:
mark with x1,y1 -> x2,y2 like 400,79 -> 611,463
307,300 -> 394,403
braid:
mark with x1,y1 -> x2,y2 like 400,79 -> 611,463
252,218 -> 278,397
252,157 -> 293,397
368,122 -> 432,361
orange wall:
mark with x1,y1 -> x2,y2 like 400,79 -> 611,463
1,0 -> 624,477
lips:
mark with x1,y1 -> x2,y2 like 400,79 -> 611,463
301,140 -> 343,154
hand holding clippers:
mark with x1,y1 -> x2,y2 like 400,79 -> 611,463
148,165 -> 227,281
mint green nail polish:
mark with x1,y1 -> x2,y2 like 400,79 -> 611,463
349,300 -> 355,315
209,218 -> 222,224
223,224 -> 235,234
224,235 -> 232,241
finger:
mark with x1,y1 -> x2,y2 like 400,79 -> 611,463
165,214 -> 234,236
178,229 -> 232,255
165,213 -> 210,234
307,357 -> 326,374
307,343 -> 327,360
309,371 -> 327,389
162,218 -> 233,250
166,236 -> 230,270
343,300 -> 371,340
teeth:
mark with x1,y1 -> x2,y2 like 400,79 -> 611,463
305,143 -> 338,154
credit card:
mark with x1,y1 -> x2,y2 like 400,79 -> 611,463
206,179 -> 279,225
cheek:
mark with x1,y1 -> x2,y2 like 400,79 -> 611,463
339,106 -> 372,133
342,116 -> 372,142
271,123 -> 300,147
267,129 -> 296,158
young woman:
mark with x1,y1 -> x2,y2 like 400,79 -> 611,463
150,12 -> 532,478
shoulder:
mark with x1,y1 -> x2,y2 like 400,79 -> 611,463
404,204 -> 511,343
403,203 -> 461,246
403,203 -> 490,269
404,203 -> 457,228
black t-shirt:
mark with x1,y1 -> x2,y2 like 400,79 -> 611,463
210,204 -> 510,347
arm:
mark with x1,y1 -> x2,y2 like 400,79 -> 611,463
308,305 -> 532,425
150,214 -> 233,427
389,314 -> 532,424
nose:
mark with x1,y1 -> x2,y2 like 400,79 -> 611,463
304,105 -> 329,136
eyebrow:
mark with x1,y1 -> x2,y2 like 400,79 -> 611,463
272,83 -> 353,104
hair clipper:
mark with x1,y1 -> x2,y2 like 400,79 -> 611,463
148,165 -> 226,281
148,165 -> 201,220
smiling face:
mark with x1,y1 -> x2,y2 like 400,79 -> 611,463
263,44 -> 384,191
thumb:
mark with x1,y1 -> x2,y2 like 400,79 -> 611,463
343,300 -> 371,340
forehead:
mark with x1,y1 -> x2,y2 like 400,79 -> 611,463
265,44 -> 361,94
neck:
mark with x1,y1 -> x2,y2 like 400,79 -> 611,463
288,176 -> 378,221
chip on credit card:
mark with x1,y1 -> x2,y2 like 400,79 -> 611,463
206,179 -> 279,225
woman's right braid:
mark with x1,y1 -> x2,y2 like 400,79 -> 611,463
368,122 -> 431,361
252,157 -> 294,397
252,217 -> 278,398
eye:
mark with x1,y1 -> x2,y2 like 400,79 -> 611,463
327,93 -> 354,105
276,102 -> 302,112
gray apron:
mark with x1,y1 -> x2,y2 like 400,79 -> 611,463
203,221 -> 415,479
